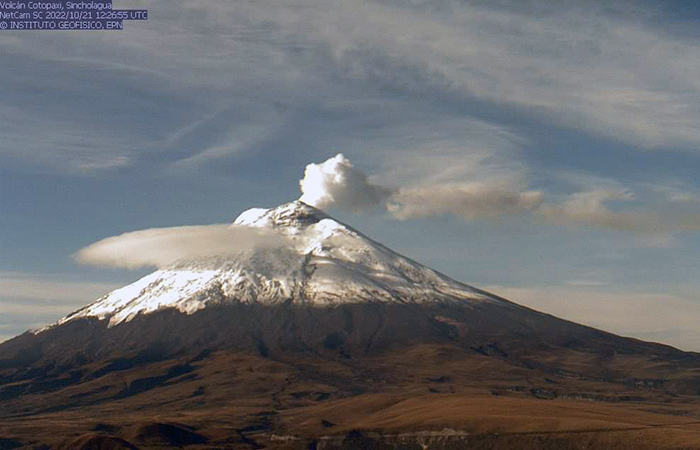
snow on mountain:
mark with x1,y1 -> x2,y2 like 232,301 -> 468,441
51,201 -> 496,328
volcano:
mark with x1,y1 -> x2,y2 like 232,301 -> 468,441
4,201 -> 700,449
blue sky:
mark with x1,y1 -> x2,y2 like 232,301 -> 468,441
4,0 -> 700,349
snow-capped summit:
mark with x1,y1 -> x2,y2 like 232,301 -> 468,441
233,200 -> 331,232
53,201 -> 496,328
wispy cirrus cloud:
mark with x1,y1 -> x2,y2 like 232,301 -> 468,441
5,0 -> 700,175
260,0 -> 700,148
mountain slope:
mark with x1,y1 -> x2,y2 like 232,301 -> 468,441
51,200 -> 495,328
3,201 -> 700,449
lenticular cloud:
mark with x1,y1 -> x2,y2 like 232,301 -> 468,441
75,224 -> 286,269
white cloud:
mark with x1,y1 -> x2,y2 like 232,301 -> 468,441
485,284 -> 700,351
298,150 -> 544,220
299,153 -> 394,211
298,152 -> 700,238
75,224 -> 287,269
327,120 -> 546,220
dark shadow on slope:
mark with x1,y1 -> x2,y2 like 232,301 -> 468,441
126,422 -> 207,447
114,364 -> 194,399
59,434 -> 139,450
0,438 -> 23,450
